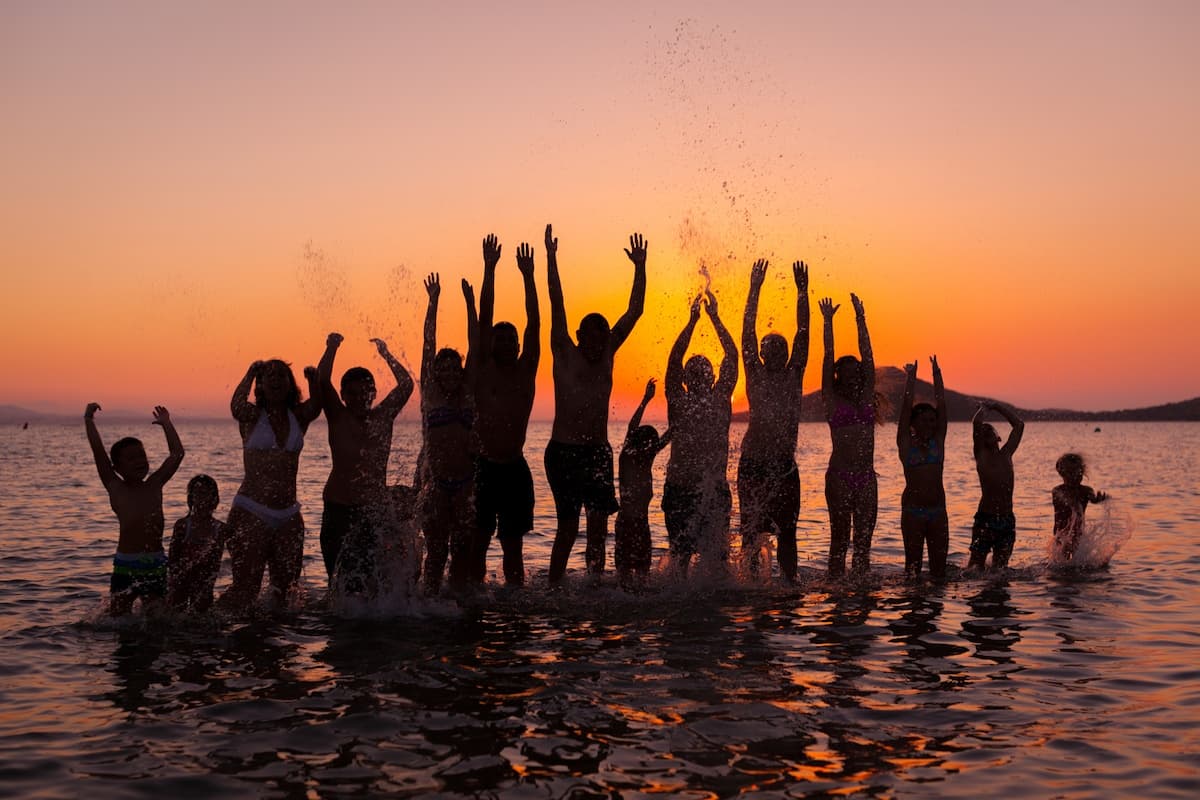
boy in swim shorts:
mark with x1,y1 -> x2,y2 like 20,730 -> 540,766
968,401 -> 1024,571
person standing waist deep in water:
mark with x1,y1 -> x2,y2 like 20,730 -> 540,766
896,356 -> 949,581
545,224 -> 647,585
738,258 -> 810,583
820,293 -> 881,577
467,234 -> 540,587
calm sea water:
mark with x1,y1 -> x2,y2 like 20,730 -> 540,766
1,419 -> 1197,798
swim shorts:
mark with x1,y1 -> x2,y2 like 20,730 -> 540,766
662,480 -> 732,559
475,456 -> 535,540
970,511 -> 1017,557
110,552 -> 168,599
737,455 -> 800,537
544,440 -> 618,517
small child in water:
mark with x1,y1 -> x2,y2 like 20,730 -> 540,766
615,379 -> 671,590
84,403 -> 185,615
1052,453 -> 1108,563
168,475 -> 227,612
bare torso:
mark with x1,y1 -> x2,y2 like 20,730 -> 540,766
476,359 -> 536,462
742,369 -> 801,463
550,346 -> 614,446
325,409 -> 396,505
666,391 -> 733,487
975,450 -> 1015,514
108,477 -> 167,554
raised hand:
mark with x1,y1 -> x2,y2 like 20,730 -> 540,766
461,279 -> 475,305
516,242 -> 534,276
750,258 -> 768,287
905,360 -> 918,378
819,297 -> 840,319
544,224 -> 557,257
704,287 -> 719,317
930,354 -> 941,373
303,366 -> 318,383
424,273 -> 440,299
624,232 -> 647,267
152,405 -> 171,426
851,293 -> 866,318
327,332 -> 344,348
793,260 -> 808,292
689,293 -> 702,322
371,337 -> 391,358
483,234 -> 502,270
85,402 -> 101,418
643,377 -> 656,402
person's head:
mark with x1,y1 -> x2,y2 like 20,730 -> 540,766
255,359 -> 301,408
683,354 -> 715,394
491,322 -> 520,366
433,348 -> 465,393
1056,452 -> 1086,485
187,474 -> 220,516
626,425 -> 660,455
833,355 -> 864,398
110,437 -> 148,481
760,333 -> 788,372
975,422 -> 1001,455
340,367 -> 377,416
910,402 -> 937,441
576,313 -> 611,363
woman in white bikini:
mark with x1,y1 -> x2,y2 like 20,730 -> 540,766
218,358 -> 322,609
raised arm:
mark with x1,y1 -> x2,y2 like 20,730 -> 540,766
372,337 -> 414,418
317,332 -> 345,419
462,278 -> 478,375
819,298 -> 839,414
298,366 -> 323,425
991,400 -> 1025,455
149,405 -> 185,484
666,295 -> 701,404
789,260 -> 811,378
611,232 -> 647,349
230,361 -> 262,424
478,234 -> 501,359
707,289 -> 739,397
515,242 -> 541,370
627,378 -> 656,438
851,293 -> 874,398
545,224 -> 571,354
421,273 -> 440,389
897,360 -> 917,451
931,355 -> 947,440
742,259 -> 766,376
84,403 -> 117,486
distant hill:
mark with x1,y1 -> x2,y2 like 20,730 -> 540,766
734,367 -> 1200,423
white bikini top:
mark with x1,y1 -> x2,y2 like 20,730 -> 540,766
245,409 -> 304,452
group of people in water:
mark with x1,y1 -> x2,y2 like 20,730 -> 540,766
83,225 -> 1110,614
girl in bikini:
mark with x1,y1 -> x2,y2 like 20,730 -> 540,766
896,357 -> 949,580
820,293 -> 881,577
419,273 -> 478,594
218,358 -> 322,609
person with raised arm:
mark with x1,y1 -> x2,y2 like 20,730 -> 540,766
84,403 -> 185,615
896,356 -> 949,580
738,258 -> 810,582
820,293 -> 880,577
615,378 -> 671,591
469,234 -> 540,586
545,224 -> 647,584
968,400 -> 1025,571
315,331 -> 414,594
418,273 -> 477,593
662,287 -> 739,577
218,357 -> 322,609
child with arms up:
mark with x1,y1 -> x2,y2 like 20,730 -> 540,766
84,403 -> 185,615
615,378 -> 671,591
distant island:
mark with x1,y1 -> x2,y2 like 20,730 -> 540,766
3,369 -> 1199,424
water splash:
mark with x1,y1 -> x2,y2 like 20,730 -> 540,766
1047,499 -> 1134,570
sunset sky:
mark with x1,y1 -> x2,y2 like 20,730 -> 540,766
3,1 -> 1197,418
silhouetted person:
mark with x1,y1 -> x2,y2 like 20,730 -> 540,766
85,403 -> 185,615
663,288 -> 738,576
615,378 -> 671,590
1051,452 -> 1108,563
469,234 -> 539,586
820,293 -> 879,576
896,357 -> 948,580
315,332 -> 414,593
218,358 -> 322,609
545,224 -> 647,584
739,258 -> 810,582
168,474 -> 226,612
419,273 -> 477,593
968,401 -> 1024,571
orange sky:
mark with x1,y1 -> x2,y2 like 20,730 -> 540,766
2,2 -> 1198,418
